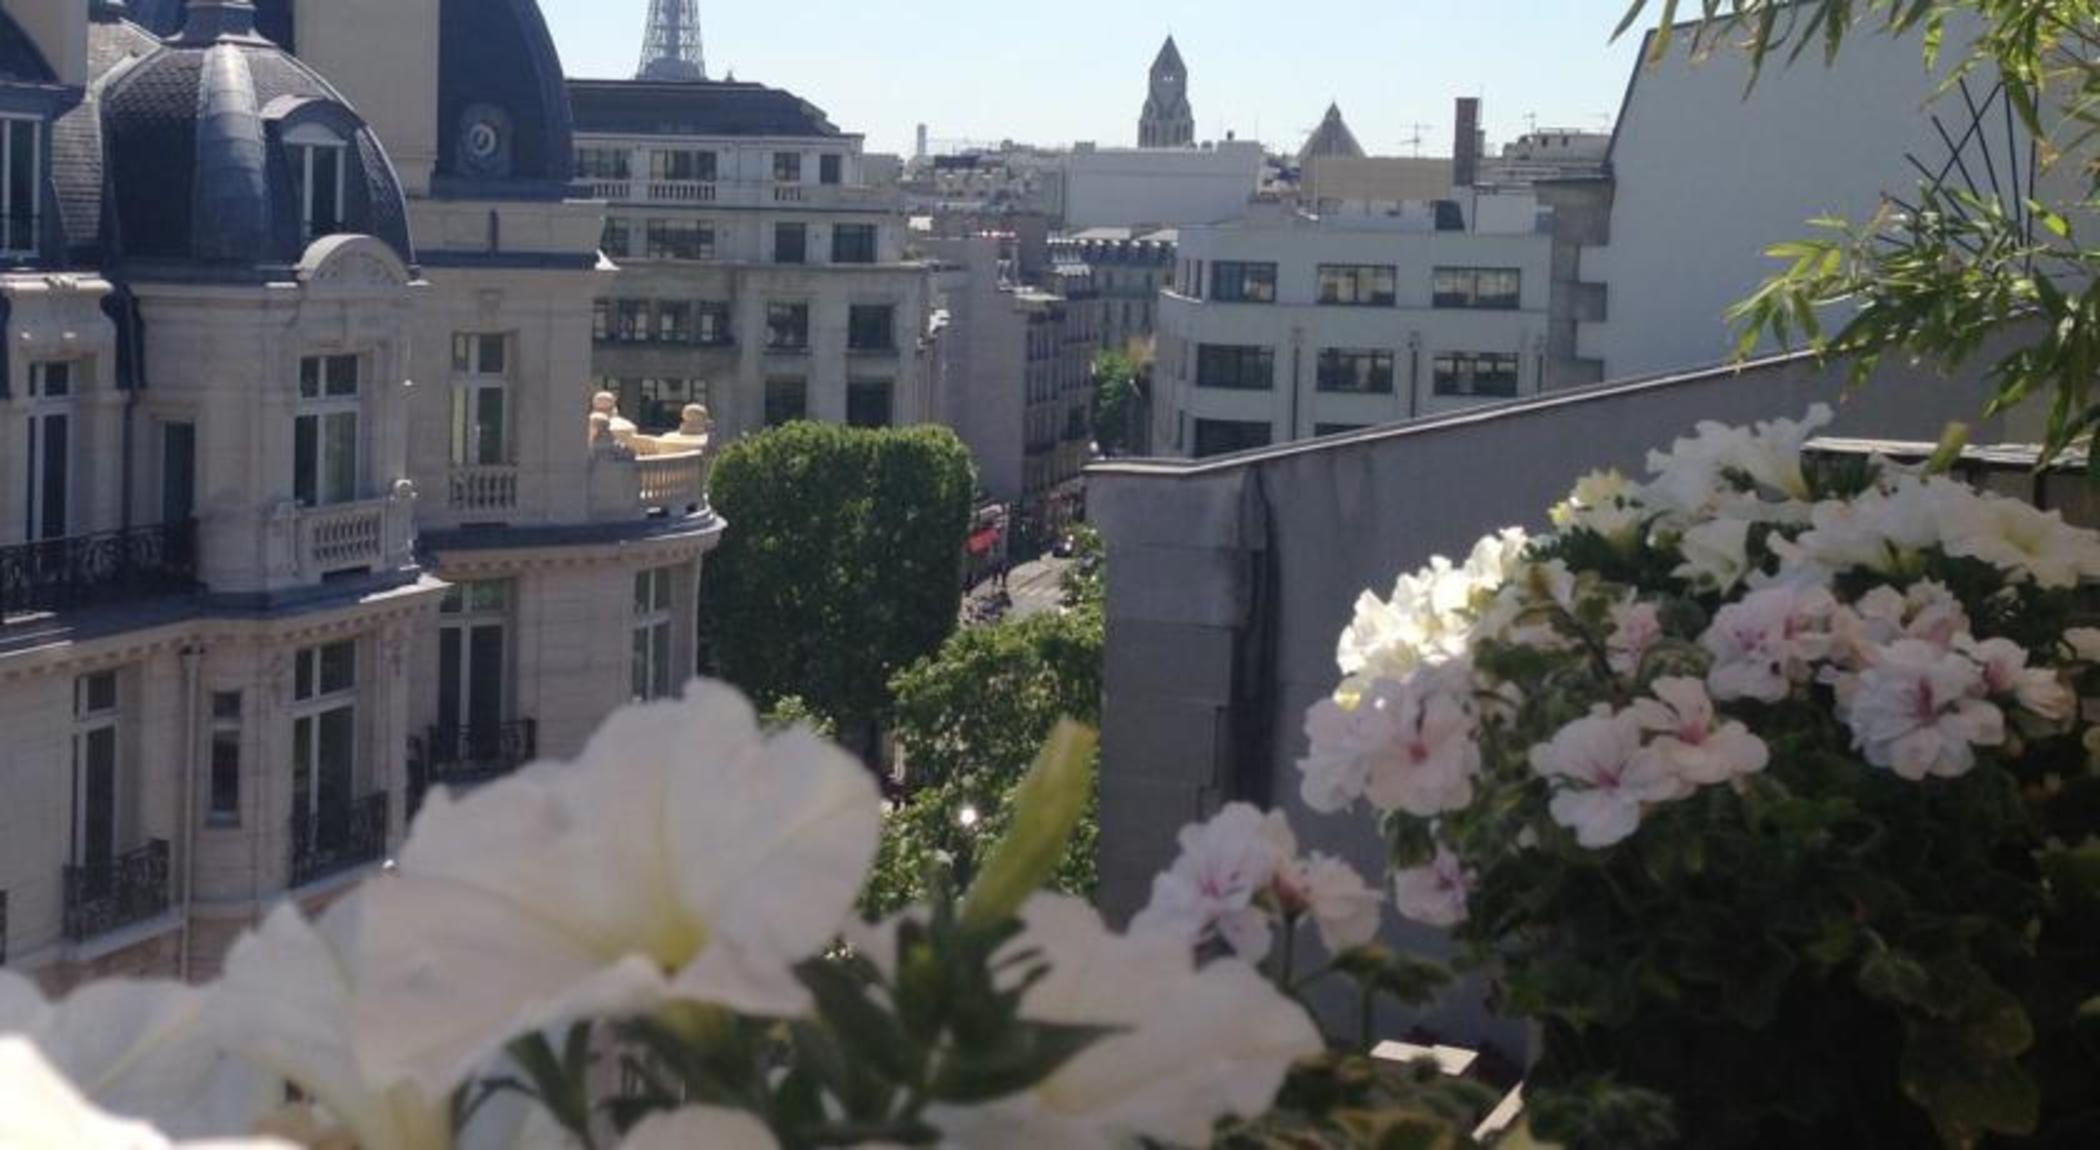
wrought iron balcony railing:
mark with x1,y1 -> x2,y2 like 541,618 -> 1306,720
289,793 -> 390,889
62,840 -> 173,943
409,721 -> 538,815
0,521 -> 197,624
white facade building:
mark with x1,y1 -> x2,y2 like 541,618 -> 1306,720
572,79 -> 938,441
1153,200 -> 1553,457
1060,140 -> 1266,231
0,0 -> 722,988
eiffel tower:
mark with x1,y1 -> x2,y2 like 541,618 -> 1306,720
637,0 -> 706,82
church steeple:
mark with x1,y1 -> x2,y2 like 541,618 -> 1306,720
1139,35 -> 1195,148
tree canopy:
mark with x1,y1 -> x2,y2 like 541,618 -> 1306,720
700,422 -> 977,739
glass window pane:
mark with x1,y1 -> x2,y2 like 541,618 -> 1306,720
475,387 -> 506,464
300,357 -> 321,399
212,691 -> 243,722
478,335 -> 506,375
327,355 -> 358,396
294,415 -> 318,507
311,147 -> 342,236
319,640 -> 356,694
322,412 -> 358,505
210,731 -> 241,821
317,706 -> 355,813
78,728 -> 116,864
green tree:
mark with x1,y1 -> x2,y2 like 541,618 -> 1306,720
866,599 -> 1106,916
1091,349 -> 1141,455
701,423 -> 976,745
1615,0 -> 2100,462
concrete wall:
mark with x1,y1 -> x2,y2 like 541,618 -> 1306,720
1583,18 -> 2016,381
1061,142 -> 1264,230
1089,342 -> 2021,1057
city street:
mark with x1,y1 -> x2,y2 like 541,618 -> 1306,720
963,554 -> 1073,626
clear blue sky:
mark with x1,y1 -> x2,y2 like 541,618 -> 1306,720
540,1 -> 1650,157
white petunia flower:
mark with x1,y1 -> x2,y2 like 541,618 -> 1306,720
1390,846 -> 1472,928
1299,676 -> 1479,818
0,972 -> 269,1140
1701,584 -> 1838,703
1839,639 -> 2006,780
0,1038 -> 290,1150
1644,405 -> 1832,521
1463,527 -> 1532,586
1132,804 -> 1297,960
350,682 -> 883,1091
928,896 -> 1322,1150
1552,470 -> 1645,545
1629,677 -> 1769,789
1777,478 -> 1952,582
1961,636 -> 2076,722
1530,711 -> 1678,849
1673,517 -> 1754,591
621,1108 -> 779,1150
1276,854 -> 1384,953
1937,489 -> 2100,589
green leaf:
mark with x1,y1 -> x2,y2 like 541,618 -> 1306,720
1901,1037 -> 2041,1145
794,956 -> 921,1086
928,1021 -> 1120,1104
960,721 -> 1098,930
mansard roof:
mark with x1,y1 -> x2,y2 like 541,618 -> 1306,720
567,78 -> 844,139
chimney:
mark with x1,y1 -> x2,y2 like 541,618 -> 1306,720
1453,97 -> 1481,188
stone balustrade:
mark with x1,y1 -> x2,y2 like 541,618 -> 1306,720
448,465 -> 521,516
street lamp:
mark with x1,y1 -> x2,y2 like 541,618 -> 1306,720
954,804 -> 983,887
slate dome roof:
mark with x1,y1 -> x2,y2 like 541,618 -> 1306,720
98,0 -> 411,272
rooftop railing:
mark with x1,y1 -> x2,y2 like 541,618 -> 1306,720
0,521 -> 197,624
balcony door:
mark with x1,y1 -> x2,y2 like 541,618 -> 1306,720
70,672 -> 120,870
291,641 -> 358,854
161,422 -> 196,526
437,580 -> 511,754
25,362 -> 73,541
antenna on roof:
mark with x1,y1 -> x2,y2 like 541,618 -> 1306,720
1402,122 -> 1432,157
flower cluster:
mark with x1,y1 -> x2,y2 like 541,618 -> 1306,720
1,684 -> 1319,1150
1131,803 -> 1383,960
1298,405 -> 2100,1145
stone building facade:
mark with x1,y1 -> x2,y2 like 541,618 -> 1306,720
571,78 -> 938,442
0,0 -> 720,988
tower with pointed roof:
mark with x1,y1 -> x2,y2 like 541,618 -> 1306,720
638,0 -> 706,82
1139,36 -> 1194,148
1297,102 -> 1366,168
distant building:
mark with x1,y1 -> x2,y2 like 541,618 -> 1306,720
1138,36 -> 1195,148
1152,195 -> 1558,458
1296,103 -> 1366,168
1050,227 -> 1178,355
571,78 -> 939,441
924,236 -> 1096,549
1061,140 -> 1265,230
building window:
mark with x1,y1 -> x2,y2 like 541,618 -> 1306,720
71,671 -> 122,868
764,377 -> 808,426
1195,344 -> 1275,391
848,304 -> 896,352
2,115 -> 40,255
286,138 -> 347,244
1316,349 -> 1396,394
24,361 -> 74,541
613,300 -> 650,342
616,378 -> 711,433
695,302 -> 731,346
439,580 -> 511,742
1316,264 -> 1397,307
1433,352 -> 1522,398
1209,261 -> 1277,303
644,219 -> 713,261
847,379 -> 894,429
819,154 -> 843,185
765,302 -> 810,352
1433,267 -> 1523,310
449,334 -> 510,466
291,640 -> 359,864
832,223 -> 877,264
601,217 -> 631,258
649,149 -> 716,182
576,147 -> 631,180
773,152 -> 803,183
1193,419 -> 1272,459
774,223 -> 807,265
632,568 -> 677,702
295,354 -> 360,507
209,691 -> 242,827
592,299 -> 611,342
656,301 -> 693,344
1315,423 -> 1370,437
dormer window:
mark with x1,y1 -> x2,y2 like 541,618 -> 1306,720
285,125 -> 348,244
1,116 -> 40,256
